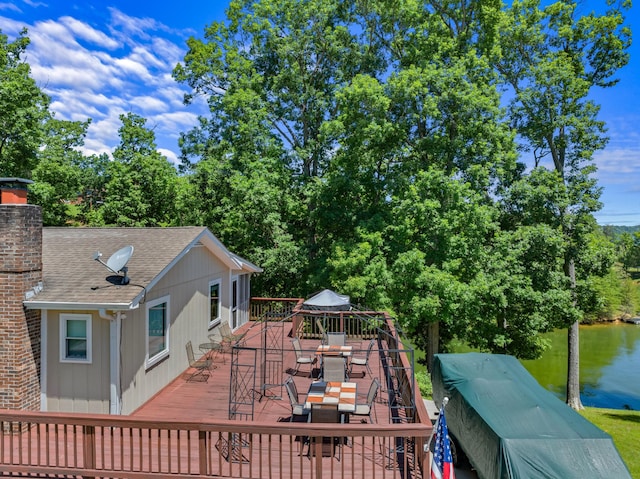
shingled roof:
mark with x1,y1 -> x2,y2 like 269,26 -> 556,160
23,227 -> 261,310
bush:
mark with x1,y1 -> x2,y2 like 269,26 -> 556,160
415,369 -> 433,399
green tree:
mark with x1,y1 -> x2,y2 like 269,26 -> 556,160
618,232 -> 640,272
30,119 -> 91,225
386,168 -> 505,369
76,152 -> 111,225
100,113 -> 178,227
318,1 -> 517,361
0,29 -> 50,177
173,0 -> 377,294
494,0 -> 631,409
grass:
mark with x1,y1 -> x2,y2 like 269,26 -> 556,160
580,407 -> 640,478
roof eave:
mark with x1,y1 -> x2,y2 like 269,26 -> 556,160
231,254 -> 263,273
23,301 -> 136,311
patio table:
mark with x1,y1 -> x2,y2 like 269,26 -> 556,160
199,341 -> 224,363
315,344 -> 352,357
304,381 -> 357,413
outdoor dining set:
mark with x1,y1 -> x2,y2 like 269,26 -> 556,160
184,322 -> 247,381
284,329 -> 381,457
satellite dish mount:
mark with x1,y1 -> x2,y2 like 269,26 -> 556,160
94,245 -> 134,285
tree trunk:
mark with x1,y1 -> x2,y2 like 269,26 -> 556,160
566,319 -> 583,410
426,321 -> 439,373
565,258 -> 584,410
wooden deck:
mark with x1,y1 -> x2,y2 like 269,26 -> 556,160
0,318 -> 433,478
133,321 -> 401,425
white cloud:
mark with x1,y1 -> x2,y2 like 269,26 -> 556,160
59,16 -> 120,49
0,3 -> 21,13
158,148 -> 179,165
595,148 -> 640,175
32,64 -> 106,90
1,6 -> 204,160
108,7 -> 167,43
23,0 -> 47,7
154,111 -> 199,136
157,85 -> 190,108
0,16 -> 28,34
129,45 -> 166,70
133,95 -> 169,113
113,57 -> 153,82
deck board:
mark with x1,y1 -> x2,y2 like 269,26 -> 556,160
133,322 -> 390,425
127,321 -> 428,478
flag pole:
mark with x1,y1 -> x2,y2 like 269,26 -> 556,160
425,396 -> 448,453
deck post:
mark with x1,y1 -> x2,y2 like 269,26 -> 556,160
82,425 -> 96,479
199,430 -> 208,474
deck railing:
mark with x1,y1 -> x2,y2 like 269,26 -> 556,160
0,410 -> 430,478
250,297 -> 303,321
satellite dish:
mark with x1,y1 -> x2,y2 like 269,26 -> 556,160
94,245 -> 134,285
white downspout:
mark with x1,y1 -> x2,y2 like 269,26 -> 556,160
99,309 -> 123,414
40,310 -> 48,411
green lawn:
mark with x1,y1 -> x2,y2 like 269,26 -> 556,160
579,407 -> 640,478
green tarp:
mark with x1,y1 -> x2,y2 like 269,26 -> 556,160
431,353 -> 631,479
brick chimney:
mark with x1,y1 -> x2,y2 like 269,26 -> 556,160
0,178 -> 42,411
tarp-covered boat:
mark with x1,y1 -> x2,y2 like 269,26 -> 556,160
431,353 -> 631,479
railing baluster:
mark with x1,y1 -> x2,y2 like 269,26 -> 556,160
0,411 -> 429,478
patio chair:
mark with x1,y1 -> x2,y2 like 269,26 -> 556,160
292,337 -> 317,377
219,322 -> 247,347
315,318 -> 328,344
326,332 -> 346,346
352,378 -> 380,423
322,356 -> 346,382
185,341 -> 213,382
284,376 -> 310,422
307,403 -> 344,459
348,338 -> 375,378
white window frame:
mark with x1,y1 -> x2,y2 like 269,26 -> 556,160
59,313 -> 92,363
208,279 -> 222,329
146,295 -> 170,369
231,276 -> 238,329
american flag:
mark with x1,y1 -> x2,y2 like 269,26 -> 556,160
431,406 -> 456,479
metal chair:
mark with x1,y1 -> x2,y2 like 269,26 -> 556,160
284,376 -> 310,422
315,318 -> 328,344
307,403 -> 344,459
185,341 -> 213,382
348,338 -> 375,377
322,356 -> 346,382
292,337 -> 317,377
326,332 -> 346,346
352,378 -> 379,423
218,322 -> 247,348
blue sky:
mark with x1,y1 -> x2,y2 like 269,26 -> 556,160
1,0 -> 638,225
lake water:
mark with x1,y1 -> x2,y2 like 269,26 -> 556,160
520,322 -> 640,410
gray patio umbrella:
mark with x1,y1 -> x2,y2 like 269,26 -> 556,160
302,289 -> 351,311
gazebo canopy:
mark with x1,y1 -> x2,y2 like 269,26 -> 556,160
302,289 -> 351,311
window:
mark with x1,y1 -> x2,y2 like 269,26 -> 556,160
60,314 -> 92,363
147,296 -> 170,367
209,279 -> 222,328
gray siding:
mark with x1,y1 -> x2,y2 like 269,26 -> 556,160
44,245 -> 253,415
46,310 -> 110,414
119,245 -> 230,414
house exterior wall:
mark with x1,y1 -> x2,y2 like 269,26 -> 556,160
40,238 -> 254,415
0,204 -> 42,411
45,310 -> 110,413
119,244 -> 230,415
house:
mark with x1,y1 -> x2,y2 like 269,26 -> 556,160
0,178 -> 261,415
